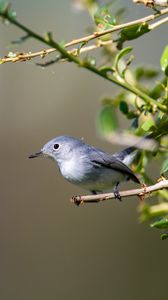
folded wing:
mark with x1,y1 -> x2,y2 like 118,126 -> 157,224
90,149 -> 140,184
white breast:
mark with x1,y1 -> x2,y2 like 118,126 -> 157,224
59,158 -> 85,183
59,157 -> 125,191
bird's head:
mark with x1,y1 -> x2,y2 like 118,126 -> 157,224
29,135 -> 84,166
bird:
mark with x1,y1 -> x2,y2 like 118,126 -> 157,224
29,135 -> 140,200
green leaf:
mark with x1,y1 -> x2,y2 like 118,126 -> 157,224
160,45 -> 168,76
0,2 -> 16,21
119,23 -> 150,43
141,119 -> 154,132
127,111 -> 139,119
135,67 -> 159,80
119,101 -> 129,115
94,6 -> 116,30
121,23 -> 150,40
114,46 -> 132,72
160,233 -> 168,240
0,1 -> 7,11
139,202 -> 168,223
155,114 -> 168,136
97,104 -> 118,136
161,158 -> 168,174
99,66 -> 114,76
151,218 -> 168,229
158,190 -> 168,201
149,78 -> 166,99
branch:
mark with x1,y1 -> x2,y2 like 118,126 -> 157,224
1,7 -> 168,64
133,0 -> 168,7
60,7 -> 168,47
149,14 -> 168,28
0,39 -> 113,64
70,179 -> 168,205
0,5 -> 167,113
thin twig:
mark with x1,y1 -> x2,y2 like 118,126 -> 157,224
149,14 -> 168,28
62,7 -> 168,47
0,40 -> 113,63
133,0 -> 168,7
0,6 -> 167,112
1,7 -> 168,64
2,11 -> 168,64
70,179 -> 168,205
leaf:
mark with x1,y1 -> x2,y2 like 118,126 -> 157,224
141,119 -> 154,131
161,158 -> 168,174
94,6 -> 116,30
119,23 -> 150,43
127,111 -> 139,119
114,46 -> 132,72
160,45 -> 168,76
0,2 -> 16,21
97,105 -> 118,136
160,233 -> 168,240
156,114 -> 168,135
158,190 -> 168,201
120,23 -> 150,40
139,202 -> 168,222
119,101 -> 129,115
151,218 -> 168,229
0,1 -> 8,12
99,66 -> 114,76
149,78 -> 166,99
135,67 -> 159,80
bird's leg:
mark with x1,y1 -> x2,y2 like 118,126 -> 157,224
113,182 -> 122,201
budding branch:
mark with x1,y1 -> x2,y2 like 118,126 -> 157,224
70,179 -> 168,205
0,7 -> 168,63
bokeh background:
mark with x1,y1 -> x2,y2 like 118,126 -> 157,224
0,1 -> 168,299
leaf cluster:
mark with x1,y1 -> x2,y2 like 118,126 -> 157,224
0,0 -> 168,239
92,4 -> 168,239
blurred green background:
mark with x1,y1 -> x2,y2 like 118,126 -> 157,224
0,0 -> 168,299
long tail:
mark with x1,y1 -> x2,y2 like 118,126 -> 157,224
113,132 -> 162,166
113,146 -> 137,166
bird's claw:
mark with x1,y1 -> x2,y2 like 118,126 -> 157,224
113,182 -> 122,201
114,189 -> 122,201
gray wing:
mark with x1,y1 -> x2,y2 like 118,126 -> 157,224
89,147 -> 140,184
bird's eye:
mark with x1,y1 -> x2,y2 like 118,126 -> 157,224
53,143 -> 59,150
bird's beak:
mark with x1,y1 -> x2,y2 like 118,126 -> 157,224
28,151 -> 43,159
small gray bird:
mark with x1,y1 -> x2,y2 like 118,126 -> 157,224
29,136 -> 140,200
